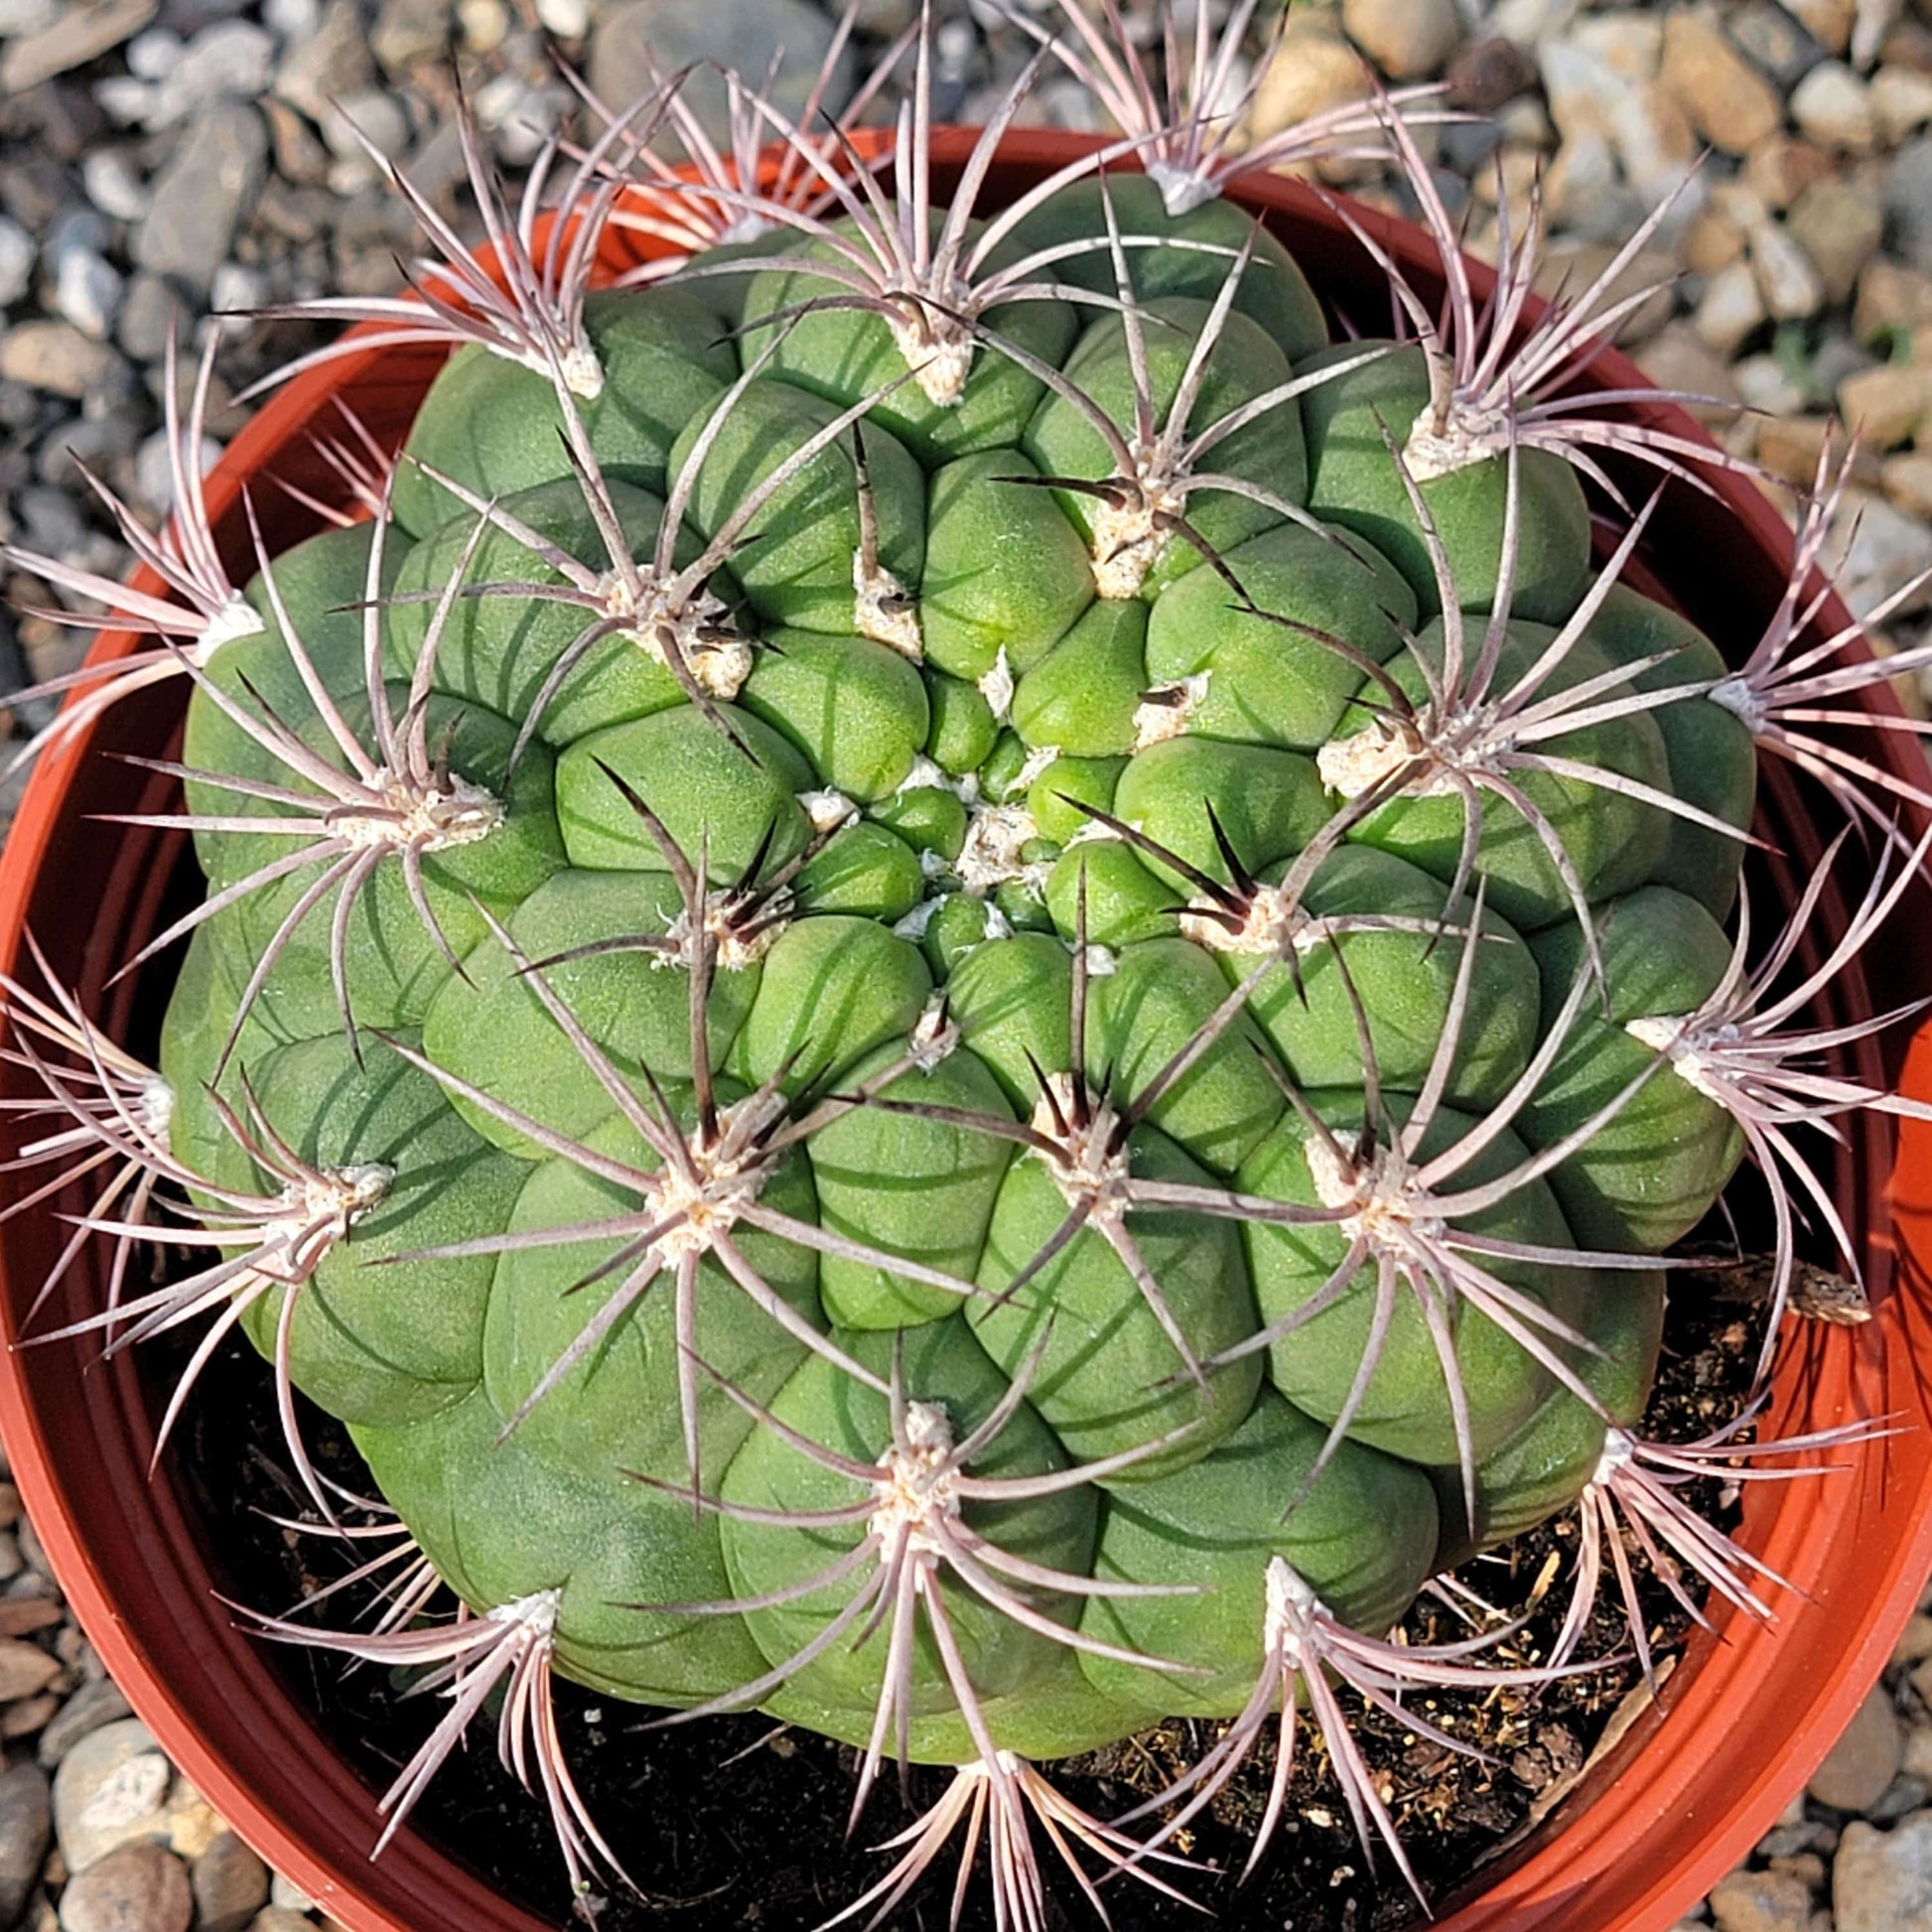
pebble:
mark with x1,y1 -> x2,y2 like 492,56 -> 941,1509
0,218 -> 35,309
53,250 -> 123,344
1813,1688 -> 1910,1810
59,1842 -> 191,1932
1709,1865 -> 1815,1932
0,0 -> 159,93
0,1641 -> 62,1704
588,0 -> 854,142
263,1876 -> 310,1915
1541,27 -> 1701,213
1884,136 -> 1932,273
1825,485 -> 1932,617
189,1835 -> 267,1932
1795,59 -> 1880,150
1851,362 -> 1932,445
1730,1 -> 1828,86
79,151 -> 147,224
1247,3 -> 1374,144
1789,177 -> 1887,302
1751,213 -> 1830,320
53,1721 -> 170,1875
1788,0 -> 1859,57
141,20 -> 274,129
1340,0 -> 1459,81
1858,258 -> 1932,337
1746,135 -> 1837,209
131,101 -> 266,298
1659,8 -> 1784,154
1697,258 -> 1769,355
244,1915 -> 311,1932
1632,319 -> 1745,417
133,428 -> 218,514
1734,353 -> 1812,416
0,1762 -> 50,1929
271,0 -> 371,123
0,323 -> 118,399
1836,1810 -> 1932,1931
1902,1715 -> 1932,1778
1873,63 -> 1932,144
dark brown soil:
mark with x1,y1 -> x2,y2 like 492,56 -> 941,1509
159,1272 -> 1770,1932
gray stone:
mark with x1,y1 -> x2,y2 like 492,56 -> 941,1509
589,0 -> 854,145
142,20 -> 273,127
0,323 -> 120,399
1837,1811 -> 1932,1932
133,427 -> 219,515
189,1836 -> 267,1932
1871,1771 -> 1930,1821
369,0 -> 448,75
0,1762 -> 51,1929
113,275 -> 187,364
53,1719 -> 169,1874
1810,1686 -> 1905,1810
1884,136 -> 1932,272
131,102 -> 266,297
37,1683 -> 132,1773
263,1876 -> 309,1915
0,0 -> 159,92
271,0 -> 372,122
0,219 -> 35,309
1826,486 -> 1932,620
54,249 -> 124,343
60,1842 -> 192,1932
1788,176 -> 1885,303
1730,1 -> 1826,84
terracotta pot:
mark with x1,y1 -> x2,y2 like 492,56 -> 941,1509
1,128 -> 1929,1932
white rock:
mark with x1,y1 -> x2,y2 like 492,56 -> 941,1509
1792,59 -> 1877,150
534,0 -> 588,37
80,149 -> 149,221
1872,65 -> 1932,146
265,1873 -> 313,1914
1823,487 -> 1932,621
1340,0 -> 1459,80
125,27 -> 182,78
54,249 -> 124,343
51,1719 -> 170,1874
1750,214 -> 1829,320
1696,258 -> 1767,355
1732,353 -> 1809,416
1836,1811 -> 1932,1932
134,430 -> 221,517
0,218 -> 35,309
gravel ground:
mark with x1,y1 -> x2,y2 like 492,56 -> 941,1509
2,0 -> 1932,1928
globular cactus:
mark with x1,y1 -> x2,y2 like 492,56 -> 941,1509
7,7 -> 1932,1927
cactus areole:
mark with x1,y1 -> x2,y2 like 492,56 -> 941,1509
4,21 -> 1932,1932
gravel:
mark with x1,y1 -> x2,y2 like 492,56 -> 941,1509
0,0 -> 1929,1928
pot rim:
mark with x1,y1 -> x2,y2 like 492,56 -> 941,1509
0,124 -> 1928,1932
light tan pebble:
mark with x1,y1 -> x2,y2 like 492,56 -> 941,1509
1794,60 -> 1879,148
1249,8 -> 1369,143
1709,1865 -> 1815,1932
1684,207 -> 1749,275
1750,214 -> 1830,320
163,1786 -> 223,1864
1839,359 -> 1932,446
58,1842 -> 192,1932
1787,0 -> 1858,57
1696,258 -> 1769,354
1745,136 -> 1837,208
1806,1912 -> 1834,1932
1660,7 -> 1785,152
1836,1811 -> 1932,1931
1883,450 -> 1932,515
1768,1853 -> 1828,1888
0,1697 -> 61,1741
1787,178 -> 1886,302
1758,414 -> 1843,484
1856,259 -> 1932,337
1340,0 -> 1459,80
1872,62 -> 1932,139
265,1875 -> 311,1915
1733,352 -> 1811,415
191,1834 -> 269,1932
244,1914 -> 312,1932
0,1643 -> 61,1705
1813,1687 -> 1907,1812
1902,1721 -> 1932,1780
0,1484 -> 23,1530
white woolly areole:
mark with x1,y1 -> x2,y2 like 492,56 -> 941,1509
1145,161 -> 1219,220
661,889 -> 790,972
1090,489 -> 1180,602
798,788 -> 858,835
1624,1014 -> 1727,1101
1178,885 -> 1325,958
1133,674 -> 1211,751
893,897 -> 942,941
1030,1072 -> 1132,1214
1304,1139 -> 1442,1246
887,309 -> 974,408
869,1398 -> 962,1557
1708,674 -> 1766,734
605,576 -> 751,700
1401,397 -> 1510,483
140,1076 -> 176,1149
336,771 -> 503,853
269,1162 -> 392,1255
526,339 -> 604,402
897,756 -> 952,796
853,552 -> 923,659
1316,723 -> 1457,801
1588,1428 -> 1637,1489
644,1088 -> 785,1261
910,995 -> 959,1070
201,593 -> 267,654
1011,743 -> 1060,793
489,1587 -> 564,1636
957,798 -> 1049,898
978,648 -> 1016,725
1263,1555 -> 1324,1664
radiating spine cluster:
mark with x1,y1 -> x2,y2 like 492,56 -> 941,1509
1,8 -> 1924,1929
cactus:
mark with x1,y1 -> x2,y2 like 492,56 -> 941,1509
5,9 -> 1931,1927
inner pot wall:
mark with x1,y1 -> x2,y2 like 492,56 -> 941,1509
0,129 -> 1928,1932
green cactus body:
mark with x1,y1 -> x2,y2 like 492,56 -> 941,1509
146,162 -> 1757,1822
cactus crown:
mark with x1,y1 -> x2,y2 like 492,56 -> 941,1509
0,11 -> 1923,1928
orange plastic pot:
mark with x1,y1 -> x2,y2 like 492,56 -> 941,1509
0,128 -> 1928,1932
